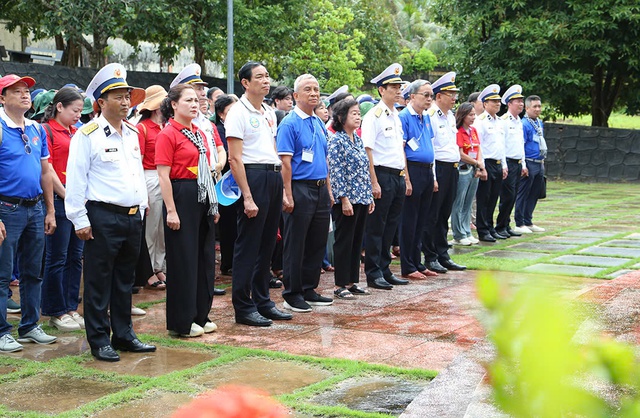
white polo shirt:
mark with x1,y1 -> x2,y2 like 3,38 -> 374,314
224,95 -> 280,165
474,111 -> 505,161
361,101 -> 405,170
428,104 -> 459,163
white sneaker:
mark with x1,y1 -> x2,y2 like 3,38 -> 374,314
17,325 -> 57,345
513,225 -> 533,234
170,323 -> 204,338
70,312 -> 85,329
0,334 -> 23,352
49,314 -> 81,332
131,306 -> 146,316
203,322 -> 217,333
453,238 -> 472,246
527,224 -> 545,232
467,236 -> 479,244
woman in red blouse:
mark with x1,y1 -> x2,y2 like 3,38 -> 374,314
40,87 -> 86,332
451,102 -> 486,246
156,84 -> 219,338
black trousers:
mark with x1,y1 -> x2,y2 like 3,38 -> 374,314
134,215 -> 153,287
496,159 -> 522,232
164,180 -> 216,335
422,161 -> 458,263
332,203 -> 368,287
476,159 -> 503,236
232,169 -> 282,316
282,181 -> 330,300
218,201 -> 237,273
400,163 -> 434,275
83,202 -> 141,350
365,168 -> 406,281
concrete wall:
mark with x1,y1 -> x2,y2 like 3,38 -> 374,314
545,123 -> 640,182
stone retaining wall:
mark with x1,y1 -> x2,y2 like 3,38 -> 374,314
545,123 -> 640,182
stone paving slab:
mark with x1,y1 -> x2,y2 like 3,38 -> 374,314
603,240 -> 640,248
553,254 -> 631,267
95,392 -> 194,418
523,263 -> 605,276
579,246 -> 640,258
560,230 -> 620,238
0,335 -> 89,361
507,242 -> 578,252
606,270 -> 636,279
535,236 -> 601,245
625,233 -> 640,240
481,250 -> 547,260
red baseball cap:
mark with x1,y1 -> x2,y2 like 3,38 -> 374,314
0,74 -> 36,93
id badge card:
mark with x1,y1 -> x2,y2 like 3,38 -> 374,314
407,138 -> 419,151
468,150 -> 477,159
302,149 -> 314,162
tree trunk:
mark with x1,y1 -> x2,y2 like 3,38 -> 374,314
194,32 -> 206,74
591,65 -> 625,127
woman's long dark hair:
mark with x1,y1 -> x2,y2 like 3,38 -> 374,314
455,102 -> 474,130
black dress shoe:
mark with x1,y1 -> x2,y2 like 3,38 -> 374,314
479,234 -> 496,242
506,228 -> 522,237
213,288 -> 226,296
439,259 -> 467,271
367,277 -> 393,290
258,307 -> 293,320
427,260 -> 448,274
236,311 -> 273,327
112,338 -> 156,353
385,274 -> 409,285
491,231 -> 508,240
91,345 -> 120,362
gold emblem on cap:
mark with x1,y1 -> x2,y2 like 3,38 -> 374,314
451,76 -> 455,82
493,87 -> 497,92
195,69 -> 200,76
394,67 -> 400,74
114,68 -> 122,77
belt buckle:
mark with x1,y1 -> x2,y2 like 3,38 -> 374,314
453,163 -> 459,169
399,170 -> 405,177
496,160 -> 502,164
518,159 -> 522,164
128,207 -> 138,215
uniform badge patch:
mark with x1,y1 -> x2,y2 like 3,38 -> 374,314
250,117 -> 260,128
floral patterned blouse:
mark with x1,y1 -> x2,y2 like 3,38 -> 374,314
328,130 -> 373,205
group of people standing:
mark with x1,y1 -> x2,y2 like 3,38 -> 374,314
0,59 -> 547,361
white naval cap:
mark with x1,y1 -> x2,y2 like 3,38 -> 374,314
501,84 -> 524,105
170,63 -> 208,89
327,85 -> 348,106
371,63 -> 404,87
479,84 -> 501,102
431,71 -> 459,95
85,63 -> 145,112
401,82 -> 412,99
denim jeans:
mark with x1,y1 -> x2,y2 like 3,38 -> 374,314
41,197 -> 84,317
451,168 -> 479,240
0,199 -> 45,337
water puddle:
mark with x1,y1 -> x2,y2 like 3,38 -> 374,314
95,391 -> 193,417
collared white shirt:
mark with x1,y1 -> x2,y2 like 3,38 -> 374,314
192,110 -> 217,166
502,112 -> 526,167
224,95 -> 280,164
65,114 -> 148,230
361,101 -> 405,170
474,111 -> 505,162
427,104 -> 459,163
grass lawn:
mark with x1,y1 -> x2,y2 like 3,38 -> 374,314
556,112 -> 640,129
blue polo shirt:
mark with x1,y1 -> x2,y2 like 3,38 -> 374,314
0,109 -> 49,198
523,117 -> 544,159
276,106 -> 328,180
398,104 -> 434,163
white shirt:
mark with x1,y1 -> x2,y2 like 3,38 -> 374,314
502,112 -> 526,168
192,111 -> 217,166
224,95 -> 280,164
474,111 -> 505,162
428,104 -> 459,163
65,115 -> 148,230
361,101 -> 405,170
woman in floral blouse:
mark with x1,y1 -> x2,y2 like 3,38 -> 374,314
328,99 -> 375,299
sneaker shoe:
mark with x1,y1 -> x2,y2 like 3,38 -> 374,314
513,225 -> 532,234
203,321 -> 217,333
304,292 -> 333,306
283,299 -> 313,313
70,312 -> 85,329
170,323 -> 204,338
467,236 -> 479,244
6,298 -> 21,314
453,238 -> 472,246
526,224 -> 545,232
49,314 -> 81,332
0,334 -> 23,352
17,325 -> 57,345
131,306 -> 146,316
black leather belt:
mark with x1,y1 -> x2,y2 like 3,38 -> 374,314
435,160 -> 459,168
295,179 -> 326,187
0,194 -> 42,207
507,158 -> 522,164
88,201 -> 139,215
375,166 -> 405,176
459,164 -> 470,170
407,161 -> 434,169
245,163 -> 282,172
485,158 -> 502,165
526,158 -> 544,163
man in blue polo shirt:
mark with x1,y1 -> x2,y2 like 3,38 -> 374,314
277,73 -> 333,313
0,74 -> 57,353
398,79 -> 439,280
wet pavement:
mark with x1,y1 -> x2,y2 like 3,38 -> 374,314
1,182 -> 640,417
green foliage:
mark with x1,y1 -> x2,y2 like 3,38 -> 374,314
478,274 -> 640,417
398,47 -> 437,79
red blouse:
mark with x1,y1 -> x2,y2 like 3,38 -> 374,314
456,125 -> 480,158
44,119 -> 77,185
155,118 -> 211,180
137,118 -> 163,170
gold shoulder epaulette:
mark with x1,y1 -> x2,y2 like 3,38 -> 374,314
80,122 -> 99,135
427,108 -> 436,116
374,107 -> 383,118
500,114 -> 509,120
478,114 -> 487,120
